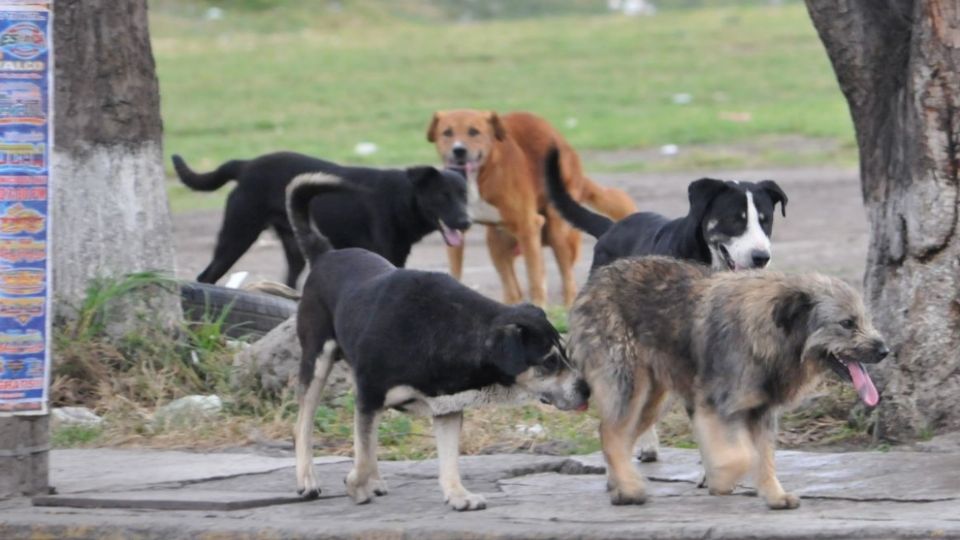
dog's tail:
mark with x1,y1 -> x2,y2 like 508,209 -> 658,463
545,148 -> 616,239
172,155 -> 247,192
286,172 -> 352,262
580,176 -> 636,222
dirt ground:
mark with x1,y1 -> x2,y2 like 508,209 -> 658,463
173,166 -> 867,303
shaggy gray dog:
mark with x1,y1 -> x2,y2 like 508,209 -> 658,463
567,256 -> 888,509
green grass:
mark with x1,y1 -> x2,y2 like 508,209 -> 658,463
153,1 -> 853,214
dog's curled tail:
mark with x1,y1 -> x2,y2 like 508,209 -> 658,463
286,172 -> 345,262
172,155 -> 247,192
544,148 -> 615,239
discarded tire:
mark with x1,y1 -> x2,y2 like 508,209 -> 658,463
180,282 -> 297,340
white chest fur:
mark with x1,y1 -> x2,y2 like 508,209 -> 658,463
466,169 -> 503,226
384,384 -> 532,416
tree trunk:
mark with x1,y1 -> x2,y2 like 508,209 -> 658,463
805,0 -> 960,439
51,0 -> 177,322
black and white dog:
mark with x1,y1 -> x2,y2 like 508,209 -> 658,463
288,172 -> 589,511
545,148 -> 787,461
545,148 -> 788,273
173,152 -> 471,288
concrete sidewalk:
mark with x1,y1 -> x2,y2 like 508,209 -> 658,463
0,446 -> 958,539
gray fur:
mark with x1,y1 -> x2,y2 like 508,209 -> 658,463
567,256 -> 889,508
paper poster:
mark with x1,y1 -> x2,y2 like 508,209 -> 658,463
0,1 -> 51,415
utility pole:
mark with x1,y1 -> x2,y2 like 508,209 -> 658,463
0,0 -> 53,498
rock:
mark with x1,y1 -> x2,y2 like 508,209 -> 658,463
153,395 -> 222,428
915,431 -> 960,453
52,407 -> 103,428
232,315 -> 353,401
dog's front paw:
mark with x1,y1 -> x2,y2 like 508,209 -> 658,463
345,469 -> 374,505
609,484 -> 647,505
296,466 -> 322,499
765,492 -> 800,510
445,491 -> 487,511
371,477 -> 389,497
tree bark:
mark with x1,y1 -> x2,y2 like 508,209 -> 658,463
51,0 -> 177,322
805,0 -> 960,439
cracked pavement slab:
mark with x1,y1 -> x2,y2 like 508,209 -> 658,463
1,447 -> 958,539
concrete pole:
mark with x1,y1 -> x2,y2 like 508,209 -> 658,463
0,416 -> 50,498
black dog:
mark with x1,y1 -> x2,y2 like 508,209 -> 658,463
288,172 -> 589,512
173,152 -> 471,287
545,148 -> 788,272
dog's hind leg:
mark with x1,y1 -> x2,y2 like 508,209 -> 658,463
433,412 -> 486,511
599,379 -> 651,505
197,192 -> 266,284
277,227 -> 306,288
345,405 -> 383,505
295,339 -> 336,498
544,208 -> 580,307
693,406 -> 753,497
636,428 -> 660,462
634,385 -> 668,462
749,412 -> 799,510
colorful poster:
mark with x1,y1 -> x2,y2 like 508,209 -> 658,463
0,2 -> 50,415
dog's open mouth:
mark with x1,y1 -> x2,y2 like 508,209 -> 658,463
716,244 -> 736,271
438,220 -> 465,247
829,354 -> 880,407
445,158 -> 481,178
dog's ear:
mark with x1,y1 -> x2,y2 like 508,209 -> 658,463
758,179 -> 788,217
488,324 -> 530,377
687,178 -> 728,222
426,112 -> 442,143
773,289 -> 814,334
487,112 -> 506,142
406,166 -> 438,187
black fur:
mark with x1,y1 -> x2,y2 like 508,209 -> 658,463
544,150 -> 787,272
173,152 -> 470,287
288,178 -> 586,416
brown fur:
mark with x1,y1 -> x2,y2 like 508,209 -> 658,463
567,256 -> 887,509
428,110 -> 636,307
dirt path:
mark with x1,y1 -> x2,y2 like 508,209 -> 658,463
173,166 -> 867,303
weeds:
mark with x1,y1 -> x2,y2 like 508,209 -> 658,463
52,281 -> 881,456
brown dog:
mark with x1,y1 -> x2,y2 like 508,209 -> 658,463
427,110 -> 635,306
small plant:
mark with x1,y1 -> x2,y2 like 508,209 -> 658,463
52,425 -> 102,447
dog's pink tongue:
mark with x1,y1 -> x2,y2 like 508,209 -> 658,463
848,362 -> 879,407
442,227 -> 464,247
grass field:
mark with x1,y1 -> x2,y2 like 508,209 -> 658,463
152,1 -> 854,211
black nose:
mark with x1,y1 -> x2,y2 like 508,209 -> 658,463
751,250 -> 770,268
452,147 -> 467,158
451,217 -> 471,230
876,344 -> 890,361
575,379 -> 591,400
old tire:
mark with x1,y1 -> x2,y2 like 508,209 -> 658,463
180,282 -> 297,340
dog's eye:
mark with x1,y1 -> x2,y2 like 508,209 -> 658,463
839,319 -> 856,330
541,354 -> 560,372
442,128 -> 453,137
759,213 -> 767,222
468,127 -> 480,137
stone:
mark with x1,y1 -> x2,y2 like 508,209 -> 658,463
51,407 -> 103,428
152,395 -> 221,428
232,315 -> 353,400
